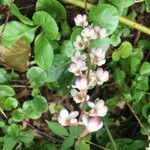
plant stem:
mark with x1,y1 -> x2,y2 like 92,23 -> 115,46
126,102 -> 149,136
104,120 -> 117,150
62,0 -> 150,35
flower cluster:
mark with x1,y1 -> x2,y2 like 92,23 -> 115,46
58,14 -> 109,136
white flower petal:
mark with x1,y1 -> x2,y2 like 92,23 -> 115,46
59,108 -> 69,118
69,111 -> 79,119
88,101 -> 95,108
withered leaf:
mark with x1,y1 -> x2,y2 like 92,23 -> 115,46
0,39 -> 30,72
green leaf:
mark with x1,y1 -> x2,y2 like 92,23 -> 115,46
46,54 -> 69,82
0,120 -> 5,128
0,21 -> 36,48
89,4 -> 119,34
19,131 -> 34,144
7,124 -> 22,136
114,69 -> 125,87
138,39 -> 150,50
140,62 -> 150,76
112,51 -> 120,61
136,75 -> 149,91
12,109 -> 25,122
109,0 -> 135,8
142,103 -> 150,119
32,11 -> 59,41
60,40 -> 75,58
36,0 -> 66,21
0,68 -> 11,84
3,136 -> 18,150
34,33 -> 54,69
11,4 -> 34,26
4,97 -> 18,111
90,37 -> 110,51
119,41 -> 132,59
27,66 -> 47,87
0,85 -> 15,97
130,57 -> 140,73
69,126 -> 85,138
32,95 -> 48,113
70,27 -> 82,43
62,137 -> 74,149
110,34 -> 121,47
145,0 -> 150,12
23,101 -> 41,119
46,120 -> 69,136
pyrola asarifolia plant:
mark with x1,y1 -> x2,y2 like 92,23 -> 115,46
58,14 -> 109,137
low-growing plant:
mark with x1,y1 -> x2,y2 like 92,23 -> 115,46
0,0 -> 150,149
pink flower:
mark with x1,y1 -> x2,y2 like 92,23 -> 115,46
74,36 -> 85,50
70,89 -> 90,103
68,62 -> 87,76
71,51 -> 87,64
81,26 -> 97,42
94,26 -> 107,38
72,77 -> 88,91
96,68 -> 109,85
87,70 -> 97,87
88,99 -> 108,117
82,114 -> 103,132
74,14 -> 88,27
58,108 -> 79,126
90,48 -> 106,66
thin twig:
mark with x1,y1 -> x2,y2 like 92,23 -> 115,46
126,102 -> 149,136
104,120 -> 118,150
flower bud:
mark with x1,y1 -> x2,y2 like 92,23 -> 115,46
74,14 -> 88,27
73,77 -> 88,91
74,35 -> 85,50
81,26 -> 97,42
96,68 -> 109,85
82,114 -> 103,132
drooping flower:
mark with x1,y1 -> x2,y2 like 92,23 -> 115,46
74,35 -> 85,50
90,48 -> 106,66
88,99 -> 108,117
68,61 -> 87,76
71,51 -> 87,64
96,68 -> 109,85
70,89 -> 90,103
87,70 -> 97,87
81,26 -> 97,42
82,114 -> 103,132
58,108 -> 79,126
72,77 -> 88,91
94,26 -> 107,39
74,14 -> 88,27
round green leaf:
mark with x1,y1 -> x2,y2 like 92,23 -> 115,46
32,95 -> 48,113
112,51 -> 120,61
27,66 -> 47,87
23,101 -> 42,119
0,85 -> 15,97
142,103 -> 150,119
12,109 -> 25,122
4,97 -> 18,111
140,62 -> 150,76
119,41 -> 132,58
89,4 -> 119,34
